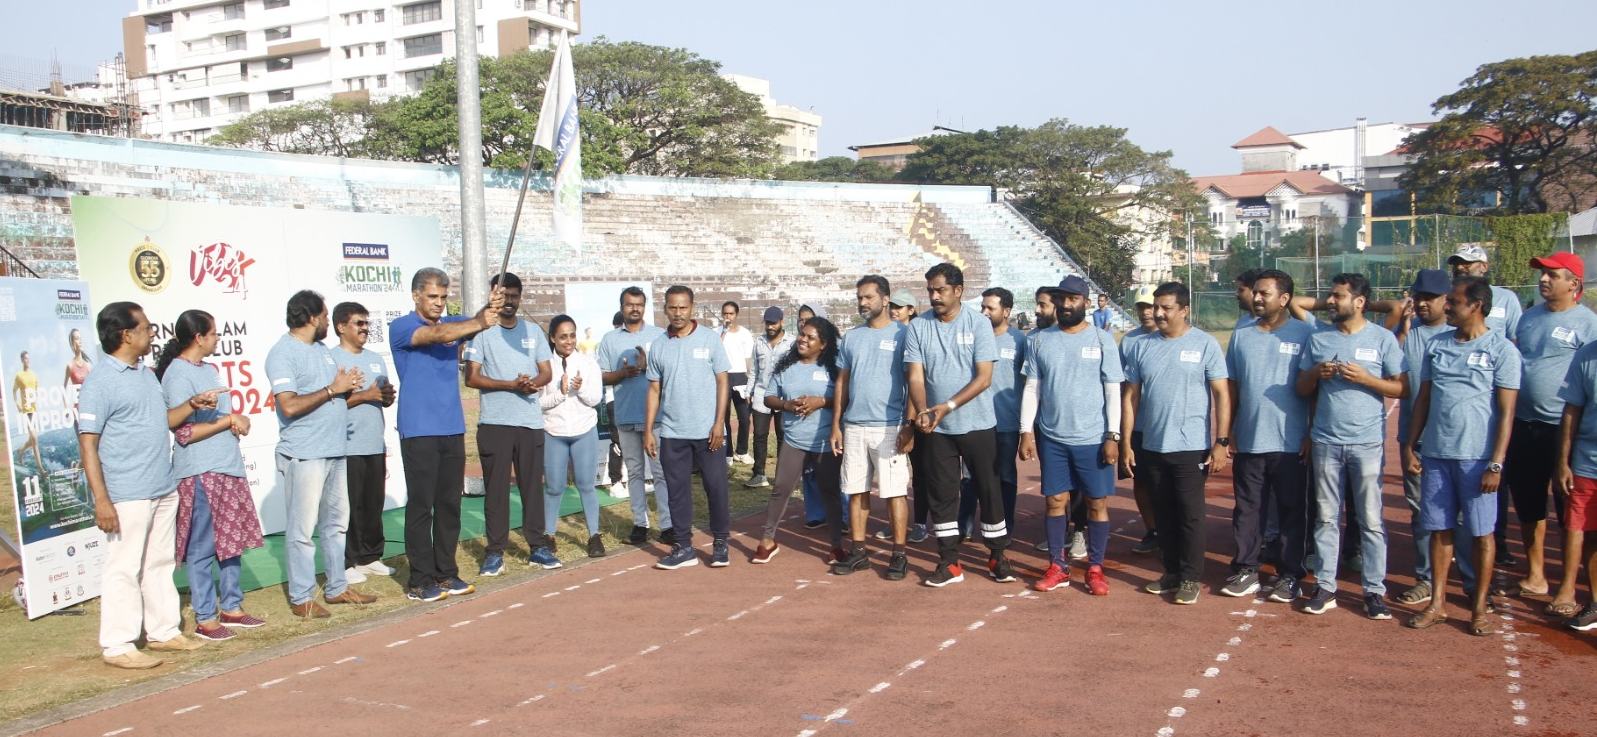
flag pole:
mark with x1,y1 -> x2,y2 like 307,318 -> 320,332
499,156 -> 542,286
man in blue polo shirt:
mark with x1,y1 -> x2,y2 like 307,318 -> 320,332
267,290 -> 376,618
81,302 -> 208,668
960,287 -> 1025,539
905,262 -> 1011,587
645,285 -> 732,570
598,286 -> 673,545
1404,277 -> 1521,635
1296,273 -> 1407,620
390,268 -> 504,603
1224,269 -> 1315,602
1020,276 -> 1122,595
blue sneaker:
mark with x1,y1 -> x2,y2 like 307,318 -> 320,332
907,524 -> 929,543
479,553 -> 505,577
1302,587 -> 1337,615
656,544 -> 699,570
441,576 -> 475,596
406,583 -> 448,602
709,538 -> 730,567
528,547 -> 562,570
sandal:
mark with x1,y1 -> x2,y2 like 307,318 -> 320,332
1395,581 -> 1432,606
1406,608 -> 1448,630
1471,614 -> 1498,637
1546,600 -> 1578,617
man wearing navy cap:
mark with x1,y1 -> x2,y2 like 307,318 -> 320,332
746,306 -> 793,488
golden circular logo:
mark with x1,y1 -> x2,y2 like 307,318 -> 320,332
129,238 -> 169,294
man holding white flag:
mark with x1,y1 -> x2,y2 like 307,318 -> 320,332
533,36 -> 582,254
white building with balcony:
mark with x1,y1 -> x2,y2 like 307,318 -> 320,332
724,74 -> 820,165
1190,126 -> 1361,248
123,0 -> 580,142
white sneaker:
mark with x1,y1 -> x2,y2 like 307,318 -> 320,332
1068,531 -> 1088,560
355,560 -> 395,576
344,566 -> 368,584
735,453 -> 754,465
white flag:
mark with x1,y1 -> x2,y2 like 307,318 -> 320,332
532,36 -> 582,254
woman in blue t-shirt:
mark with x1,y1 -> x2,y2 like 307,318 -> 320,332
751,318 -> 845,564
155,310 -> 266,641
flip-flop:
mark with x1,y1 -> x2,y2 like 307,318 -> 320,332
1471,615 -> 1498,637
1546,600 -> 1578,617
1407,609 -> 1448,630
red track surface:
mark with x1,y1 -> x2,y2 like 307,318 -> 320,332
24,442 -> 1597,737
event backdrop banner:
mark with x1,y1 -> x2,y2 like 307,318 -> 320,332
71,196 -> 442,535
1,277 -> 102,618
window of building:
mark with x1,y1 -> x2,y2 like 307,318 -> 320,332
345,77 -> 368,91
226,94 -> 249,114
191,98 -> 210,117
375,41 -> 387,55
477,26 -> 484,43
268,88 -> 294,103
264,0 -> 289,8
402,33 -> 443,57
267,57 -> 293,72
376,74 -> 388,88
402,1 -> 443,25
403,68 -> 436,91
373,9 -> 385,22
222,3 -> 244,20
146,13 -> 173,33
265,26 -> 291,41
224,33 -> 246,51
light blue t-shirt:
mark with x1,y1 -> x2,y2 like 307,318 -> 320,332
1226,318 -> 1315,454
769,360 -> 836,453
1235,312 -> 1258,332
161,359 -> 246,478
1557,342 -> 1597,477
990,327 -> 1027,434
1123,329 -> 1228,453
836,321 -> 906,427
78,356 -> 177,502
1487,284 -> 1523,337
390,312 -> 471,439
1514,303 -> 1597,424
1398,319 -> 1451,444
1418,329 -> 1523,460
332,346 -> 390,456
1299,322 -> 1406,446
1022,325 -> 1123,445
464,320 -> 553,430
903,306 -> 998,435
597,324 -> 667,427
265,333 -> 348,460
646,323 -> 730,440
1119,326 -> 1157,433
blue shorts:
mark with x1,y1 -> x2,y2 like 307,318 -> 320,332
1419,457 -> 1498,538
1038,435 -> 1115,499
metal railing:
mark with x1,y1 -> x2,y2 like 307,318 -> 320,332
0,245 -> 40,278
998,200 -> 1135,328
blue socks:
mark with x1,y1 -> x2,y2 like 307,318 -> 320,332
1088,519 -> 1110,567
1046,512 -> 1069,566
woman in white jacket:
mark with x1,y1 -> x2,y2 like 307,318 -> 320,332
539,315 -> 607,558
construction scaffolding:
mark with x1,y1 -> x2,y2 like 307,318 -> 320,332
0,53 -> 139,137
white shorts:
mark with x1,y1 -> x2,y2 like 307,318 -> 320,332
841,423 -> 910,498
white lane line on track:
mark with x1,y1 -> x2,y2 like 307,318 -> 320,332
103,729 -> 132,736
868,682 -> 890,694
586,578 -> 602,584
587,664 -> 616,678
219,691 -> 247,700
482,610 -> 502,618
298,666 -> 322,675
471,719 -> 490,726
639,645 -> 661,655
419,630 -> 440,638
385,640 -> 410,648
259,678 -> 287,688
1501,615 -> 1529,728
451,620 -> 473,627
509,602 -> 526,608
334,656 -> 358,664
542,592 -> 561,598
173,705 -> 201,715
1155,608 -> 1259,735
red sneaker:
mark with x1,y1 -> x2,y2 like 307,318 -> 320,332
751,543 -> 780,564
1035,563 -> 1071,592
1086,565 -> 1110,596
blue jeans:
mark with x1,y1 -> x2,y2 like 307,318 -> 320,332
278,454 -> 349,605
803,464 -> 849,527
545,428 -> 601,536
186,476 -> 242,623
1310,442 -> 1387,596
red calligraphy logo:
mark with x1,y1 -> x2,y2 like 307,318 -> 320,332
189,242 -> 256,296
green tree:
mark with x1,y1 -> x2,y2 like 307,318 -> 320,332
773,156 -> 896,182
897,120 -> 1204,296
1400,50 -> 1597,215
208,98 -> 380,157
1486,213 -> 1570,286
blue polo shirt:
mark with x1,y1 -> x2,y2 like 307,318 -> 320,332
77,356 -> 176,502
646,322 -> 730,440
769,360 -> 836,453
1299,321 -> 1406,446
1023,325 -> 1123,444
332,345 -> 390,456
903,306 -> 999,435
597,323 -> 668,427
266,333 -> 348,459
1119,326 -> 1157,432
990,326 -> 1027,434
1418,328 -> 1522,461
836,321 -> 906,427
1226,318 -> 1315,454
1514,303 -> 1597,424
161,359 -> 246,478
1558,343 -> 1597,478
1398,319 -> 1451,445
1123,329 -> 1228,453
390,312 -> 470,439
464,319 -> 553,430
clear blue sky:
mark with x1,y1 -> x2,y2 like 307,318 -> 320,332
6,0 -> 1595,175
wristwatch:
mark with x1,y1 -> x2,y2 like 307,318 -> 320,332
1487,461 -> 1503,473
1215,437 -> 1231,447
1104,432 -> 1123,442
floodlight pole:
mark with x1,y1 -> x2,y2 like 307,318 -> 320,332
456,0 -> 488,310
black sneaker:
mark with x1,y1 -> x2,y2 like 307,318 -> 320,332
924,562 -> 965,588
627,525 -> 649,545
804,519 -> 826,529
885,552 -> 909,581
1220,568 -> 1260,597
1496,550 -> 1518,568
1131,531 -> 1159,554
1174,580 -> 1200,605
1566,602 -> 1597,631
709,539 -> 730,568
587,534 -> 606,558
987,555 -> 1018,583
1267,576 -> 1302,603
832,548 -> 870,575
1302,587 -> 1337,615
658,528 -> 678,546
1364,593 -> 1393,621
1144,574 -> 1181,594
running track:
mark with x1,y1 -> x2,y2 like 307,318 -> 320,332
14,449 -> 1597,737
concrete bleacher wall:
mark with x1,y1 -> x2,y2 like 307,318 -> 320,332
0,125 -> 1124,327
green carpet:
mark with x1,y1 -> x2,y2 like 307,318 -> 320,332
176,486 -> 625,592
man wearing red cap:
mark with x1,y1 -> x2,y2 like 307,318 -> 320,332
1512,252 -> 1597,606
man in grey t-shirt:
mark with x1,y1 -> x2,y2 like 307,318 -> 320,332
331,302 -> 396,584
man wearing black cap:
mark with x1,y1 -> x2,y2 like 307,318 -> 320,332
746,306 -> 793,489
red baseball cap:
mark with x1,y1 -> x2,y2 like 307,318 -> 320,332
1529,252 -> 1584,281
